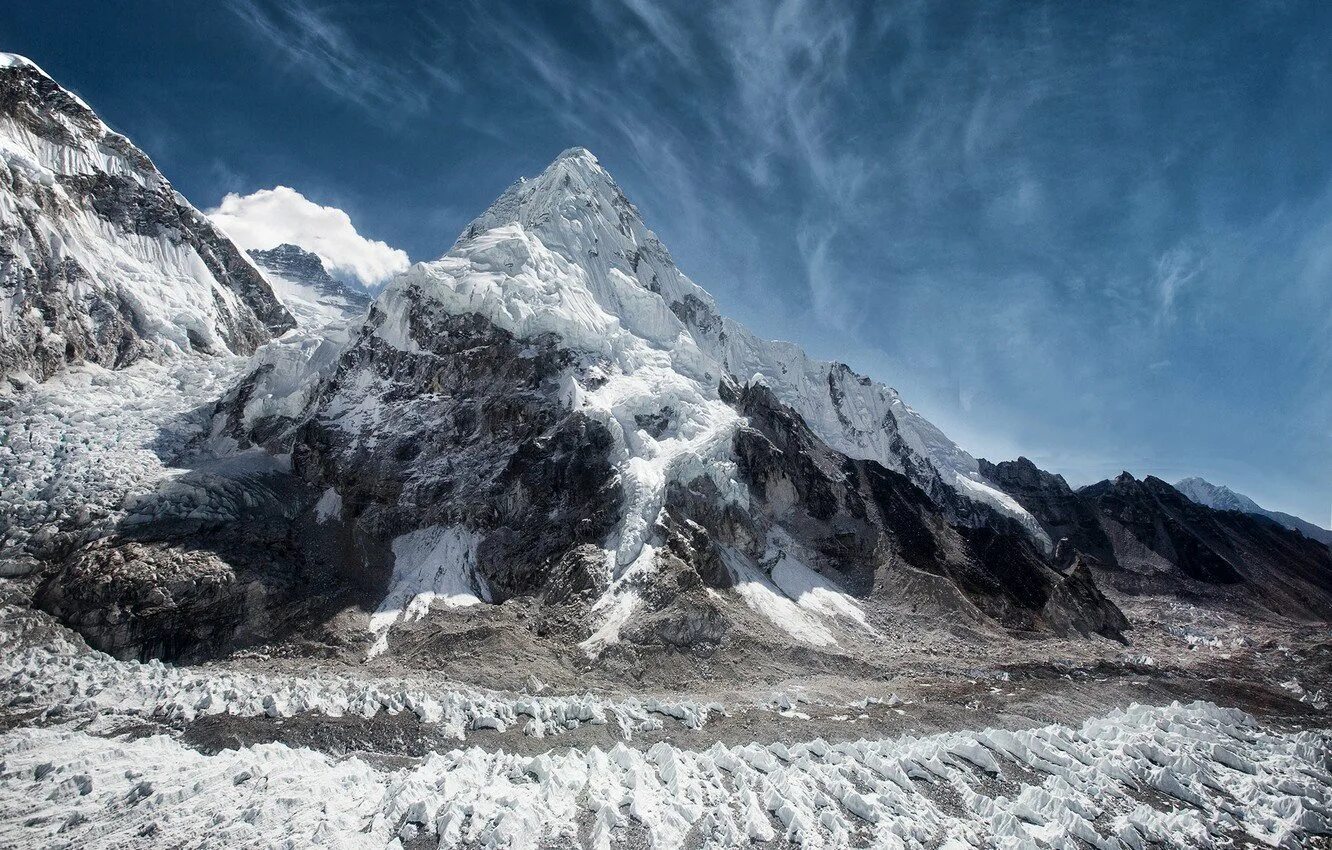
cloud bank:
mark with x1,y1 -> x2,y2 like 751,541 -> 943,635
209,186 -> 409,288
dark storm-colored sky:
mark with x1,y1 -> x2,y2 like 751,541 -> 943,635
5,0 -> 1330,525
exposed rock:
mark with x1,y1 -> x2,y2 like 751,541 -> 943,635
690,382 -> 1127,638
0,55 -> 291,382
983,458 -> 1332,621
291,300 -> 624,616
35,539 -> 297,662
979,457 -> 1115,567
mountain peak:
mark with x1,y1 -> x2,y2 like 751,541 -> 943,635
0,52 -> 42,71
1175,476 -> 1263,514
0,52 -> 292,380
452,146 -> 660,261
248,244 -> 334,285
554,145 -> 597,163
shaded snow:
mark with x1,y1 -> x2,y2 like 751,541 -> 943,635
313,487 -> 342,523
0,357 -> 248,572
765,532 -> 876,637
723,549 -> 838,647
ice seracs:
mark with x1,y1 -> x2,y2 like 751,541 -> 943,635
3,689 -> 1328,850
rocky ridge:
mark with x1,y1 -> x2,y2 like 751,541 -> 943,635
980,458 -> 1332,621
1176,475 -> 1332,548
0,53 -> 291,383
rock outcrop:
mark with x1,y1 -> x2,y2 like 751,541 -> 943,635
982,459 -> 1332,620
0,54 -> 292,383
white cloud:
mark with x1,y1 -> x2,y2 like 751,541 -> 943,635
208,186 -> 409,288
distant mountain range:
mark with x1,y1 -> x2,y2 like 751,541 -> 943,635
1175,477 -> 1332,547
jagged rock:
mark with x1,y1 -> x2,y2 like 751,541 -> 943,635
293,303 -> 624,612
694,382 -> 1126,637
983,458 -> 1332,620
35,539 -> 296,662
979,457 -> 1116,567
0,54 -> 291,382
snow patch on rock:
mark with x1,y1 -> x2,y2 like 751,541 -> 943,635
368,526 -> 491,658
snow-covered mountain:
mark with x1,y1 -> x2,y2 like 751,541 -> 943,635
192,147 -> 1117,663
0,53 -> 291,383
1176,476 -> 1332,547
248,243 -> 368,330
447,149 -> 1046,544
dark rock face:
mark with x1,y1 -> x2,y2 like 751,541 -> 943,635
0,60 -> 292,382
663,383 -> 1128,640
34,468 -> 318,663
1079,473 -> 1245,584
36,539 -> 295,662
982,459 -> 1332,620
978,458 -> 1115,567
292,292 -> 624,611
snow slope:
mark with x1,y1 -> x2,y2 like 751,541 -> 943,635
1176,476 -> 1332,547
0,53 -> 291,382
248,243 -> 369,331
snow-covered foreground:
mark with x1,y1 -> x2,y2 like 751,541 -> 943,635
6,607 -> 1330,848
1,612 -> 721,741
2,700 -> 1328,849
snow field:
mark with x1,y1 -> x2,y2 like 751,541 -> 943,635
1,701 -> 1327,849
0,357 -> 248,571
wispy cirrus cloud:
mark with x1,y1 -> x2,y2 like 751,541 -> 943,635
225,0 -> 451,114
1152,245 -> 1204,326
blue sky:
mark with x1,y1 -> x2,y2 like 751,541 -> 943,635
6,1 -> 1330,526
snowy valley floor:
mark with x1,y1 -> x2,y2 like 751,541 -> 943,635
3,598 -> 1332,849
